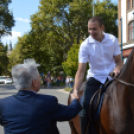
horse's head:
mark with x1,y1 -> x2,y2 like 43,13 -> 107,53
119,47 -> 134,83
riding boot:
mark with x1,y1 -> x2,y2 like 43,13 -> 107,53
80,115 -> 89,134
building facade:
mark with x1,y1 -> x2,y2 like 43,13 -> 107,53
118,0 -> 134,62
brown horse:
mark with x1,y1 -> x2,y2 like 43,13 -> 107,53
68,47 -> 134,134
68,82 -> 86,134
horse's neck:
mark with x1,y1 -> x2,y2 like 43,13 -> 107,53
118,65 -> 129,80
118,50 -> 134,83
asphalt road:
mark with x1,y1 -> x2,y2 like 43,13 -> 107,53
0,84 -> 71,134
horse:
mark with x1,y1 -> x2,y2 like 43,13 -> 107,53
68,82 -> 86,134
68,47 -> 134,134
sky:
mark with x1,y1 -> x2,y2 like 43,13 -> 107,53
1,0 -> 117,47
2,0 -> 39,47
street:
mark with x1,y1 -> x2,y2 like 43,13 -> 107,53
0,84 -> 71,134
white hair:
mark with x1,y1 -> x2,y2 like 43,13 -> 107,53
12,58 -> 40,90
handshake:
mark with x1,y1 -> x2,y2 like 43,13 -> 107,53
69,82 -> 86,102
70,93 -> 80,102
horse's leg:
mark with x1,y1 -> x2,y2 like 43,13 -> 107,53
68,85 -> 85,134
69,120 -> 78,134
72,115 -> 81,134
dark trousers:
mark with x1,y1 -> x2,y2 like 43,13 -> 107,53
80,77 -> 102,134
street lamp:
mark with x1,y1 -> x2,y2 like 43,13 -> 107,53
37,6 -> 39,63
92,0 -> 96,17
120,18 -> 123,61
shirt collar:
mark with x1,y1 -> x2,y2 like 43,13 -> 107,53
29,90 -> 37,94
17,90 -> 37,96
88,32 -> 108,44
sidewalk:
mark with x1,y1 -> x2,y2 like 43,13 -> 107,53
40,85 -> 65,89
58,89 -> 70,94
40,85 -> 70,94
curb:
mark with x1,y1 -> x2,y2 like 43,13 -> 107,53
57,89 -> 70,94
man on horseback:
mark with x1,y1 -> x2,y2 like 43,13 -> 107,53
73,16 -> 123,134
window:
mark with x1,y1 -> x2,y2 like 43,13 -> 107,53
128,0 -> 131,10
128,21 -> 134,41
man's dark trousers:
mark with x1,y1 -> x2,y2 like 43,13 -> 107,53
80,77 -> 102,134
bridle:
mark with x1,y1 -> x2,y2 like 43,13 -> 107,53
109,71 -> 134,88
113,55 -> 134,88
114,77 -> 134,88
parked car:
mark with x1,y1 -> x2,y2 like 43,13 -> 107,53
0,76 -> 6,84
5,78 -> 13,84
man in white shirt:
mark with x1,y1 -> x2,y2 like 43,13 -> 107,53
73,16 -> 123,134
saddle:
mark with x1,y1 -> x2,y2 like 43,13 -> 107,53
88,79 -> 113,122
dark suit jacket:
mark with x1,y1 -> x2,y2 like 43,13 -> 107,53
0,90 -> 82,134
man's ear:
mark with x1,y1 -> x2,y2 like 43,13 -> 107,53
32,79 -> 37,87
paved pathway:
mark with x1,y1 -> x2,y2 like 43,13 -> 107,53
0,84 -> 71,134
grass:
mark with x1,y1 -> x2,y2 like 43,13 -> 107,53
64,87 -> 72,92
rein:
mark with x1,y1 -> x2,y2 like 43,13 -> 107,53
114,77 -> 134,88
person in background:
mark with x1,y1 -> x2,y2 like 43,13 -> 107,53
43,76 -> 47,87
65,76 -> 69,87
69,77 -> 74,88
47,77 -> 52,88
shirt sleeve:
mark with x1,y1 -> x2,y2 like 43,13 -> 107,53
51,97 -> 82,122
0,102 -> 3,125
79,43 -> 89,63
113,37 -> 121,56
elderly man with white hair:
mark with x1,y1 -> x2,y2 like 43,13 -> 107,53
0,59 -> 82,134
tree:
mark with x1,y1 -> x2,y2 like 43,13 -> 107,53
9,0 -> 118,76
0,0 -> 14,76
0,0 -> 15,39
0,43 -> 8,76
34,0 -> 92,47
62,43 -> 80,77
95,0 -> 118,36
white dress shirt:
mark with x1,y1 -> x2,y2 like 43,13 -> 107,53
79,32 -> 121,83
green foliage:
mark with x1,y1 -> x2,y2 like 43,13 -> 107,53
0,0 -> 14,76
62,43 -> 80,77
95,0 -> 118,36
0,43 -> 9,76
8,0 -> 118,77
64,87 -> 72,92
0,0 -> 15,38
